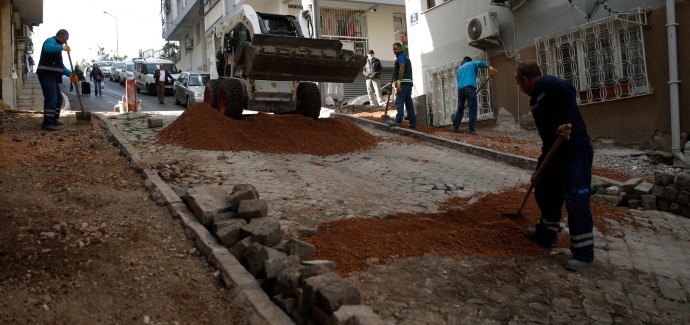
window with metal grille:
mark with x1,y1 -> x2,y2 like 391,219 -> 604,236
393,13 -> 407,41
320,8 -> 368,56
535,8 -> 649,105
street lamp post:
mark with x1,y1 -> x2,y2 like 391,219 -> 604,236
103,11 -> 119,57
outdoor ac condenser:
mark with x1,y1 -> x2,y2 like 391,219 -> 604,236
466,12 -> 499,43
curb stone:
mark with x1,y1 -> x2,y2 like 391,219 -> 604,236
92,113 -> 295,325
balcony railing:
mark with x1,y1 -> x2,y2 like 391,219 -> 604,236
200,0 -> 220,15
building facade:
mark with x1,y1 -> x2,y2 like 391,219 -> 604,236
0,0 -> 42,109
405,0 -> 688,149
161,0 -> 405,100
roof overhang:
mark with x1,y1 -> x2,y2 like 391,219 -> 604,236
13,0 -> 43,26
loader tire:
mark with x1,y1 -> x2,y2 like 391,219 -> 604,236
218,78 -> 244,120
296,82 -> 320,120
204,79 -> 220,109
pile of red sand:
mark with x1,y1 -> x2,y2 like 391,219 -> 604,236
303,187 -> 633,276
156,104 -> 379,156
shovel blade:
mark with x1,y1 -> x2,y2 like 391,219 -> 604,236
76,112 -> 92,121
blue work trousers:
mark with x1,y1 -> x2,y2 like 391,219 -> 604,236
453,86 -> 477,132
37,73 -> 63,126
395,84 -> 416,128
533,144 -> 595,262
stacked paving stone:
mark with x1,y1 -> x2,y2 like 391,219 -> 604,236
185,184 -> 383,325
591,172 -> 690,218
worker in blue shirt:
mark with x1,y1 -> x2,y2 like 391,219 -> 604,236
453,56 -> 496,134
515,61 -> 594,272
36,29 -> 76,131
386,42 -> 416,129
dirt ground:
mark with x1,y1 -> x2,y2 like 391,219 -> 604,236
0,106 -> 651,323
0,111 -> 252,324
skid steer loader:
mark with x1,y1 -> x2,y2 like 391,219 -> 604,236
204,4 -> 366,120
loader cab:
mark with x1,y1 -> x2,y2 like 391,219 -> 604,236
256,12 -> 303,37
221,24 -> 252,77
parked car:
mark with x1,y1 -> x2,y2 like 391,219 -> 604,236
133,58 -> 180,95
341,83 -> 395,106
173,71 -> 211,108
111,62 -> 126,82
119,62 -> 134,86
98,61 -> 114,78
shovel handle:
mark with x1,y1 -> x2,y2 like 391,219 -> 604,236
66,49 -> 86,115
515,136 -> 564,215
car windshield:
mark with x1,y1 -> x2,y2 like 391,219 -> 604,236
99,62 -> 113,67
146,63 -> 178,73
126,64 -> 134,72
188,74 -> 210,86
114,62 -> 125,69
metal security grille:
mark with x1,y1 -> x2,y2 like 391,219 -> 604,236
393,13 -> 406,41
535,8 -> 649,105
424,58 -> 493,127
320,8 -> 368,56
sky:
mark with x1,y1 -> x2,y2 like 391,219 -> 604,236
33,0 -> 168,65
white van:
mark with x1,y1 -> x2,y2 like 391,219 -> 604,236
133,58 -> 180,95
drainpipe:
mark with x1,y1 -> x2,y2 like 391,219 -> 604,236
666,0 -> 684,163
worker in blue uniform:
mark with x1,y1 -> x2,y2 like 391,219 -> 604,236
453,56 -> 496,135
514,61 -> 594,272
36,29 -> 76,131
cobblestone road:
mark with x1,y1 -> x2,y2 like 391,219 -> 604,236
106,112 -> 690,324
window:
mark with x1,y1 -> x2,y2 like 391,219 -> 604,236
426,0 -> 449,10
320,8 -> 368,56
536,8 -> 649,105
393,13 -> 407,42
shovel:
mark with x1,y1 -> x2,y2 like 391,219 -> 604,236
502,136 -> 564,218
66,49 -> 91,121
380,76 -> 396,123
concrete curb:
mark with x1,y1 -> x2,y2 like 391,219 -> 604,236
92,113 -> 295,325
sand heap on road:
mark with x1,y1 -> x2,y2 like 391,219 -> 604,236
157,104 -> 379,156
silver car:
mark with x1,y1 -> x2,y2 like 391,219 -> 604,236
173,71 -> 211,108
341,83 -> 396,106
119,62 -> 134,86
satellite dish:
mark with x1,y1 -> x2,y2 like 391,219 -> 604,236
467,18 -> 482,40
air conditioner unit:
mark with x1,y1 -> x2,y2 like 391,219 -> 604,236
185,37 -> 194,50
466,12 -> 499,43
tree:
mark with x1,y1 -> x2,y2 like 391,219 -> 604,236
160,42 -> 179,61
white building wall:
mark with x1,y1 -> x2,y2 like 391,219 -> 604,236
405,0 -> 668,97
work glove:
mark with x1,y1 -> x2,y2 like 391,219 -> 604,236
395,80 -> 401,92
63,44 -> 71,52
70,74 -> 78,84
489,67 -> 498,76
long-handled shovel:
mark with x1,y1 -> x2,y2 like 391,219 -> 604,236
380,76 -> 396,123
66,50 -> 90,121
502,135 -> 564,218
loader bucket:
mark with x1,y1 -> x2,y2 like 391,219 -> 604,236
238,34 -> 366,83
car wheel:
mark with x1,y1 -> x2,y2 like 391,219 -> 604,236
174,91 -> 180,105
147,83 -> 156,96
186,96 -> 193,109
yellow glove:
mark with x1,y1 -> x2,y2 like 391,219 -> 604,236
395,80 -> 401,92
70,74 -> 78,84
63,44 -> 71,52
489,67 -> 498,76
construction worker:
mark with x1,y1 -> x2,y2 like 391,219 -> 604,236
514,61 -> 594,272
453,56 -> 497,135
36,29 -> 75,131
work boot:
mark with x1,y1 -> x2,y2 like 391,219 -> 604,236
385,120 -> 401,127
525,227 -> 556,248
565,258 -> 593,271
42,124 -> 59,131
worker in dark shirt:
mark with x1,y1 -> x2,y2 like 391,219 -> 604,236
514,61 -> 594,272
